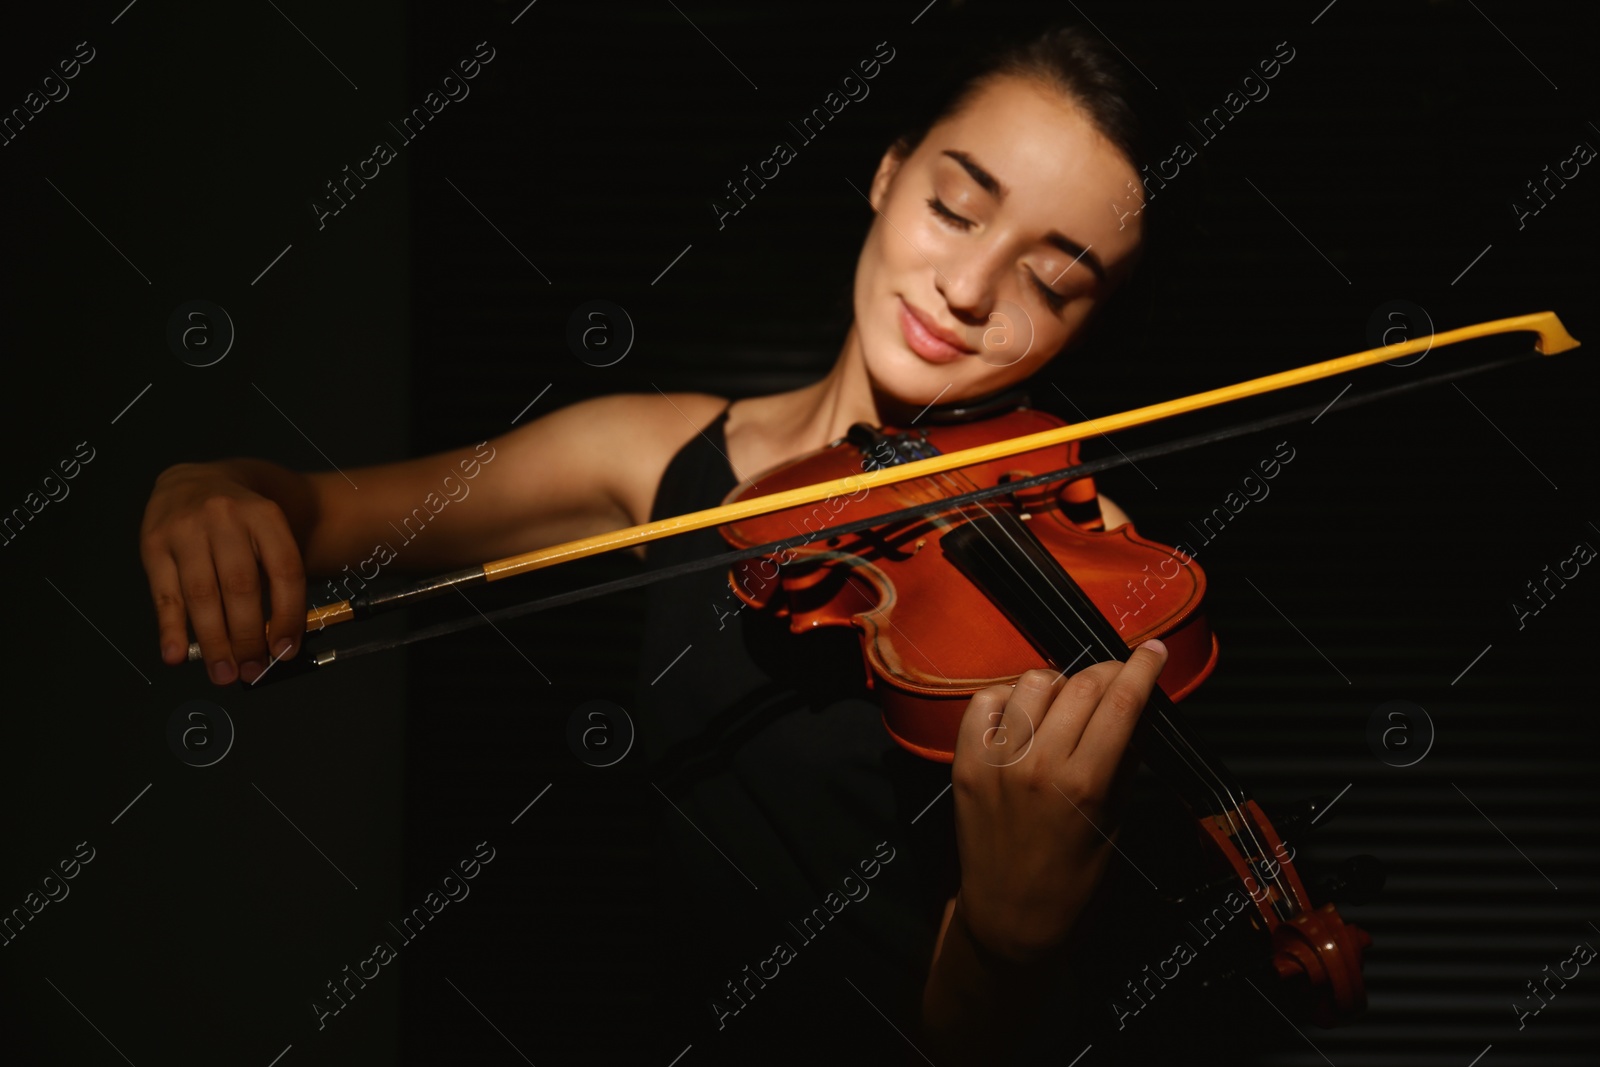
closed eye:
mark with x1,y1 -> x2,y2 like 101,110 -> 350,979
926,196 -> 974,230
1030,271 -> 1067,311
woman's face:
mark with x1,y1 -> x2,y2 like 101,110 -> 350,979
856,74 -> 1145,405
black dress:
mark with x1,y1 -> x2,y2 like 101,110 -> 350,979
632,403 -> 956,1064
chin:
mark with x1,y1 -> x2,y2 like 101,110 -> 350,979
861,327 -> 1018,411
863,343 -> 960,406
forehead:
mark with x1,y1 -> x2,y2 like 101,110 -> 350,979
916,75 -> 1144,265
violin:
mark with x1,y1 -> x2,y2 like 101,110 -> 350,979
721,407 -> 1217,761
720,405 -> 1370,1026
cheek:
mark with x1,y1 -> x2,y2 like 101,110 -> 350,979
975,297 -> 1081,377
873,181 -> 969,276
864,206 -> 931,284
853,217 -> 913,331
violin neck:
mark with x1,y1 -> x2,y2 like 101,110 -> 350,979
941,507 -> 1247,814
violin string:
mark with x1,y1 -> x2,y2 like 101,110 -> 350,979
949,477 -> 1294,914
955,495 -> 1291,912
885,456 -> 1246,839
902,452 -> 1293,913
922,469 -> 1244,824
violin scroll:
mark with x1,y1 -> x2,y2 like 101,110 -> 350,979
1272,904 -> 1373,1026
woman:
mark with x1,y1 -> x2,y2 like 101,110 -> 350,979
141,24 -> 1198,1064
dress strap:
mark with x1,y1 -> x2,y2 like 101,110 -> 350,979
647,399 -> 739,528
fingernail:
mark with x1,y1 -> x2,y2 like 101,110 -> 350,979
209,660 -> 237,685
274,638 -> 294,660
163,642 -> 182,663
1140,638 -> 1167,655
240,661 -> 264,683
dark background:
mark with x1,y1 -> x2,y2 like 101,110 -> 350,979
1,0 -> 1596,1064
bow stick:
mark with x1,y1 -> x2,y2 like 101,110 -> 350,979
186,310 -> 1578,664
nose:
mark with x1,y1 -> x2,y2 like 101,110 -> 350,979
933,241 -> 1004,325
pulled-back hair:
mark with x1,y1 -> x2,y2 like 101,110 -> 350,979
887,19 -> 1203,361
893,25 -> 1153,185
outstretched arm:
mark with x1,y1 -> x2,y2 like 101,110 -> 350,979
137,391 -> 725,683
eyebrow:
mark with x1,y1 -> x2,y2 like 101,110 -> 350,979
942,149 -> 1108,284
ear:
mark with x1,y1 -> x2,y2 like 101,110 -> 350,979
868,145 -> 907,213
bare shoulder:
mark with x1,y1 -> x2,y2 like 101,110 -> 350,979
579,391 -> 729,525
299,391 -> 727,574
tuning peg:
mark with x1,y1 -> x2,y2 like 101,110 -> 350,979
1311,854 -> 1386,906
1270,795 -> 1333,839
1162,874 -> 1239,910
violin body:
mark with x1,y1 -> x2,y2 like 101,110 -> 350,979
720,408 -> 1218,762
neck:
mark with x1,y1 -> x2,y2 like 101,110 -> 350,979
761,322 -> 935,452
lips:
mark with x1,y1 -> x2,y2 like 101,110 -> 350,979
897,297 -> 975,364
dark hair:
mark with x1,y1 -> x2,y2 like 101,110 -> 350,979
892,25 -> 1153,189
888,20 -> 1203,363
